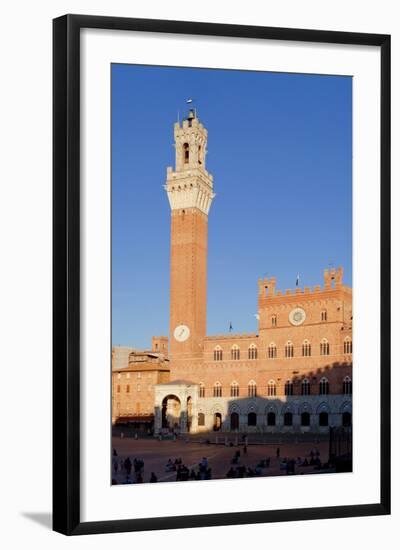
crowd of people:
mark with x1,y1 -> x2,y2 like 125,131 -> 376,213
225,446 -> 327,478
111,445 -> 329,485
165,456 -> 212,481
112,449 -> 158,484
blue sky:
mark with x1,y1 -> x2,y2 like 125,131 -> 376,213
112,64 -> 352,348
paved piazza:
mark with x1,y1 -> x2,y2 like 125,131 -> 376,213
111,434 -> 330,484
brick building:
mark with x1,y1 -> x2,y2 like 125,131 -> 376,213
112,109 -> 352,434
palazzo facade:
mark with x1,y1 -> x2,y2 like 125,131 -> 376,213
112,109 -> 352,434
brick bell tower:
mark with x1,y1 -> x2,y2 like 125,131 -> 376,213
165,108 -> 215,361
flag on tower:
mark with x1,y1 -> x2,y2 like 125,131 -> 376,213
229,321 -> 233,332
296,273 -> 300,287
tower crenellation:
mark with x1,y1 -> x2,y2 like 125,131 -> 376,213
165,109 -> 215,216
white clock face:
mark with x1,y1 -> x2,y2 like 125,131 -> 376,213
173,324 -> 190,342
289,307 -> 306,326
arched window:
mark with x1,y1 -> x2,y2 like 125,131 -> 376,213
248,343 -> 258,360
268,342 -> 277,359
248,380 -> 257,397
342,411 -> 352,427
285,341 -> 294,358
267,380 -> 276,396
301,412 -> 310,426
319,411 -> 329,426
343,376 -> 352,394
199,383 -> 205,398
267,411 -> 276,426
284,412 -> 293,426
183,142 -> 189,164
198,412 -> 205,426
271,314 -> 277,327
213,346 -> 223,361
302,339 -> 311,357
319,377 -> 329,395
284,380 -> 293,396
344,338 -> 352,354
213,381 -> 222,397
301,378 -> 310,396
231,345 -> 240,360
320,338 -> 330,355
230,381 -> 239,397
321,309 -> 328,321
248,412 -> 257,426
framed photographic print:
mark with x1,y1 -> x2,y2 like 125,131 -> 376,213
53,14 -> 391,535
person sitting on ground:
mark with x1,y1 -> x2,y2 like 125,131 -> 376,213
149,472 -> 157,483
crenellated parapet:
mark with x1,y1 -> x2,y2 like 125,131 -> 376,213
258,267 -> 348,302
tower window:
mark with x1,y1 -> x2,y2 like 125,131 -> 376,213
321,309 -> 328,321
271,315 -> 277,327
319,377 -> 329,395
230,381 -> 239,397
285,341 -> 294,358
126,384 -> 130,393
343,376 -> 352,395
267,380 -> 276,396
248,380 -> 257,397
344,338 -> 352,354
199,383 -> 205,398
301,378 -> 310,395
284,380 -> 293,396
183,143 -> 189,164
248,344 -> 258,360
268,343 -> 277,359
302,340 -> 311,357
198,145 -> 202,164
213,382 -> 222,397
231,345 -> 240,360
320,338 -> 330,355
214,346 -> 223,361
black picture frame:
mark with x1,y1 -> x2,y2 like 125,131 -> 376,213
53,14 -> 391,535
